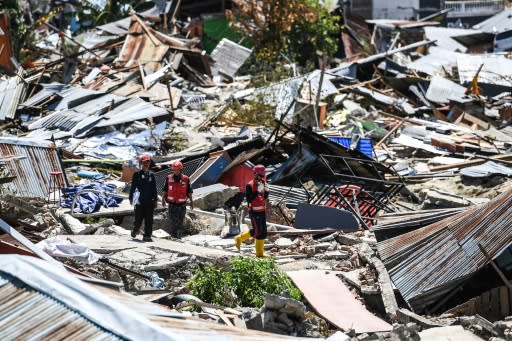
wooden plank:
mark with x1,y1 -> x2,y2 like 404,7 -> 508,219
500,286 -> 510,318
215,309 -> 235,327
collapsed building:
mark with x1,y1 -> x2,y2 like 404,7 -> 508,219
0,1 -> 512,340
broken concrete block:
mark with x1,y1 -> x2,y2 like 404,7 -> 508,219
396,308 -> 442,329
143,256 -> 189,271
421,189 -> 472,208
336,233 -> 361,245
264,294 -> 286,310
361,285 -> 381,295
245,313 -> 264,331
319,250 -> 351,260
275,238 -> 294,248
325,331 -> 351,341
277,312 -> 295,328
192,184 -> 240,211
264,294 -> 305,318
58,213 -> 87,234
280,301 -> 306,318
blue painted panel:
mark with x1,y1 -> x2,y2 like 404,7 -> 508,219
328,136 -> 375,158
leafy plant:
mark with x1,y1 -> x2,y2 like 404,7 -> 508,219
186,256 -> 302,308
0,0 -> 30,60
226,0 -> 340,66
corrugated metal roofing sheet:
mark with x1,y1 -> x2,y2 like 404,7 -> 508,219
423,26 -> 469,52
473,8 -> 512,33
0,137 -> 67,199
457,54 -> 512,87
95,97 -> 170,128
0,76 -> 27,120
251,75 -> 305,123
426,75 -> 467,104
407,46 -> 462,76
0,254 -> 319,341
210,38 -> 252,78
20,83 -> 100,111
97,7 -> 160,35
117,18 -> 169,71
0,275 -> 123,341
460,161 -> 512,178
377,186 -> 512,313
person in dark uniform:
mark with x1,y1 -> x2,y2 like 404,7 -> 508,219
129,154 -> 158,241
161,160 -> 194,238
234,164 -> 269,257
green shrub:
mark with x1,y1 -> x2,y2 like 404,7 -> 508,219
186,256 -> 302,308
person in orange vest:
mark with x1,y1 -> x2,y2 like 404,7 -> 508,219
130,154 -> 158,242
235,164 -> 269,257
161,160 -> 194,238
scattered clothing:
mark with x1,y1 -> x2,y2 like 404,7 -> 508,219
61,183 -> 123,214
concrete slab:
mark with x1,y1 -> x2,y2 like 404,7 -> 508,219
277,259 -> 332,272
66,235 -> 237,259
418,326 -> 484,341
182,234 -> 235,248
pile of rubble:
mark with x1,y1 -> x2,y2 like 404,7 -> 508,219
0,1 -> 512,341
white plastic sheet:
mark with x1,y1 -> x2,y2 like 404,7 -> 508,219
36,237 -> 101,264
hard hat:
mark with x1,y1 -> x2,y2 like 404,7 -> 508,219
139,154 -> 151,162
171,160 -> 183,170
253,164 -> 266,177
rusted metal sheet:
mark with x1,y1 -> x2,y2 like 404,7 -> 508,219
0,137 -> 67,199
117,17 -> 169,72
0,13 -> 14,72
377,186 -> 512,313
287,270 -> 392,333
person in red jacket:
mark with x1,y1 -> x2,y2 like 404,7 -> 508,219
161,160 -> 194,238
235,164 -> 269,257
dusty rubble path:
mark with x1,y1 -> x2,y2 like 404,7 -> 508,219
66,234 -> 236,259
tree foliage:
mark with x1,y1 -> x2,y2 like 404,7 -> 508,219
0,0 -> 29,60
186,256 -> 302,308
226,0 -> 340,65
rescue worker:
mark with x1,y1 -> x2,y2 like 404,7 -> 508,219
161,160 -> 194,238
235,164 -> 269,257
129,154 -> 158,242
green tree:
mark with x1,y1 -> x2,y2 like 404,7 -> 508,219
227,0 -> 340,66
0,0 -> 28,60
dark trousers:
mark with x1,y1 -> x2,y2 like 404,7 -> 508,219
133,202 -> 154,237
168,204 -> 186,237
249,211 -> 267,239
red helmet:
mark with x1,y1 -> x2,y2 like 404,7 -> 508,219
171,160 -> 183,170
139,154 -> 151,162
253,164 -> 266,177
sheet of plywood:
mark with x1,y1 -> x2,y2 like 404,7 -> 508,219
287,270 -> 392,333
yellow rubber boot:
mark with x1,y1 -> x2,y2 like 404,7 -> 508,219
255,239 -> 265,257
235,230 -> 251,250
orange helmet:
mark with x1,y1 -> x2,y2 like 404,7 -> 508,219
139,154 -> 151,162
171,160 -> 183,171
253,164 -> 266,177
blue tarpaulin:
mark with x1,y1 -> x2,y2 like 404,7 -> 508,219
61,183 -> 123,214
